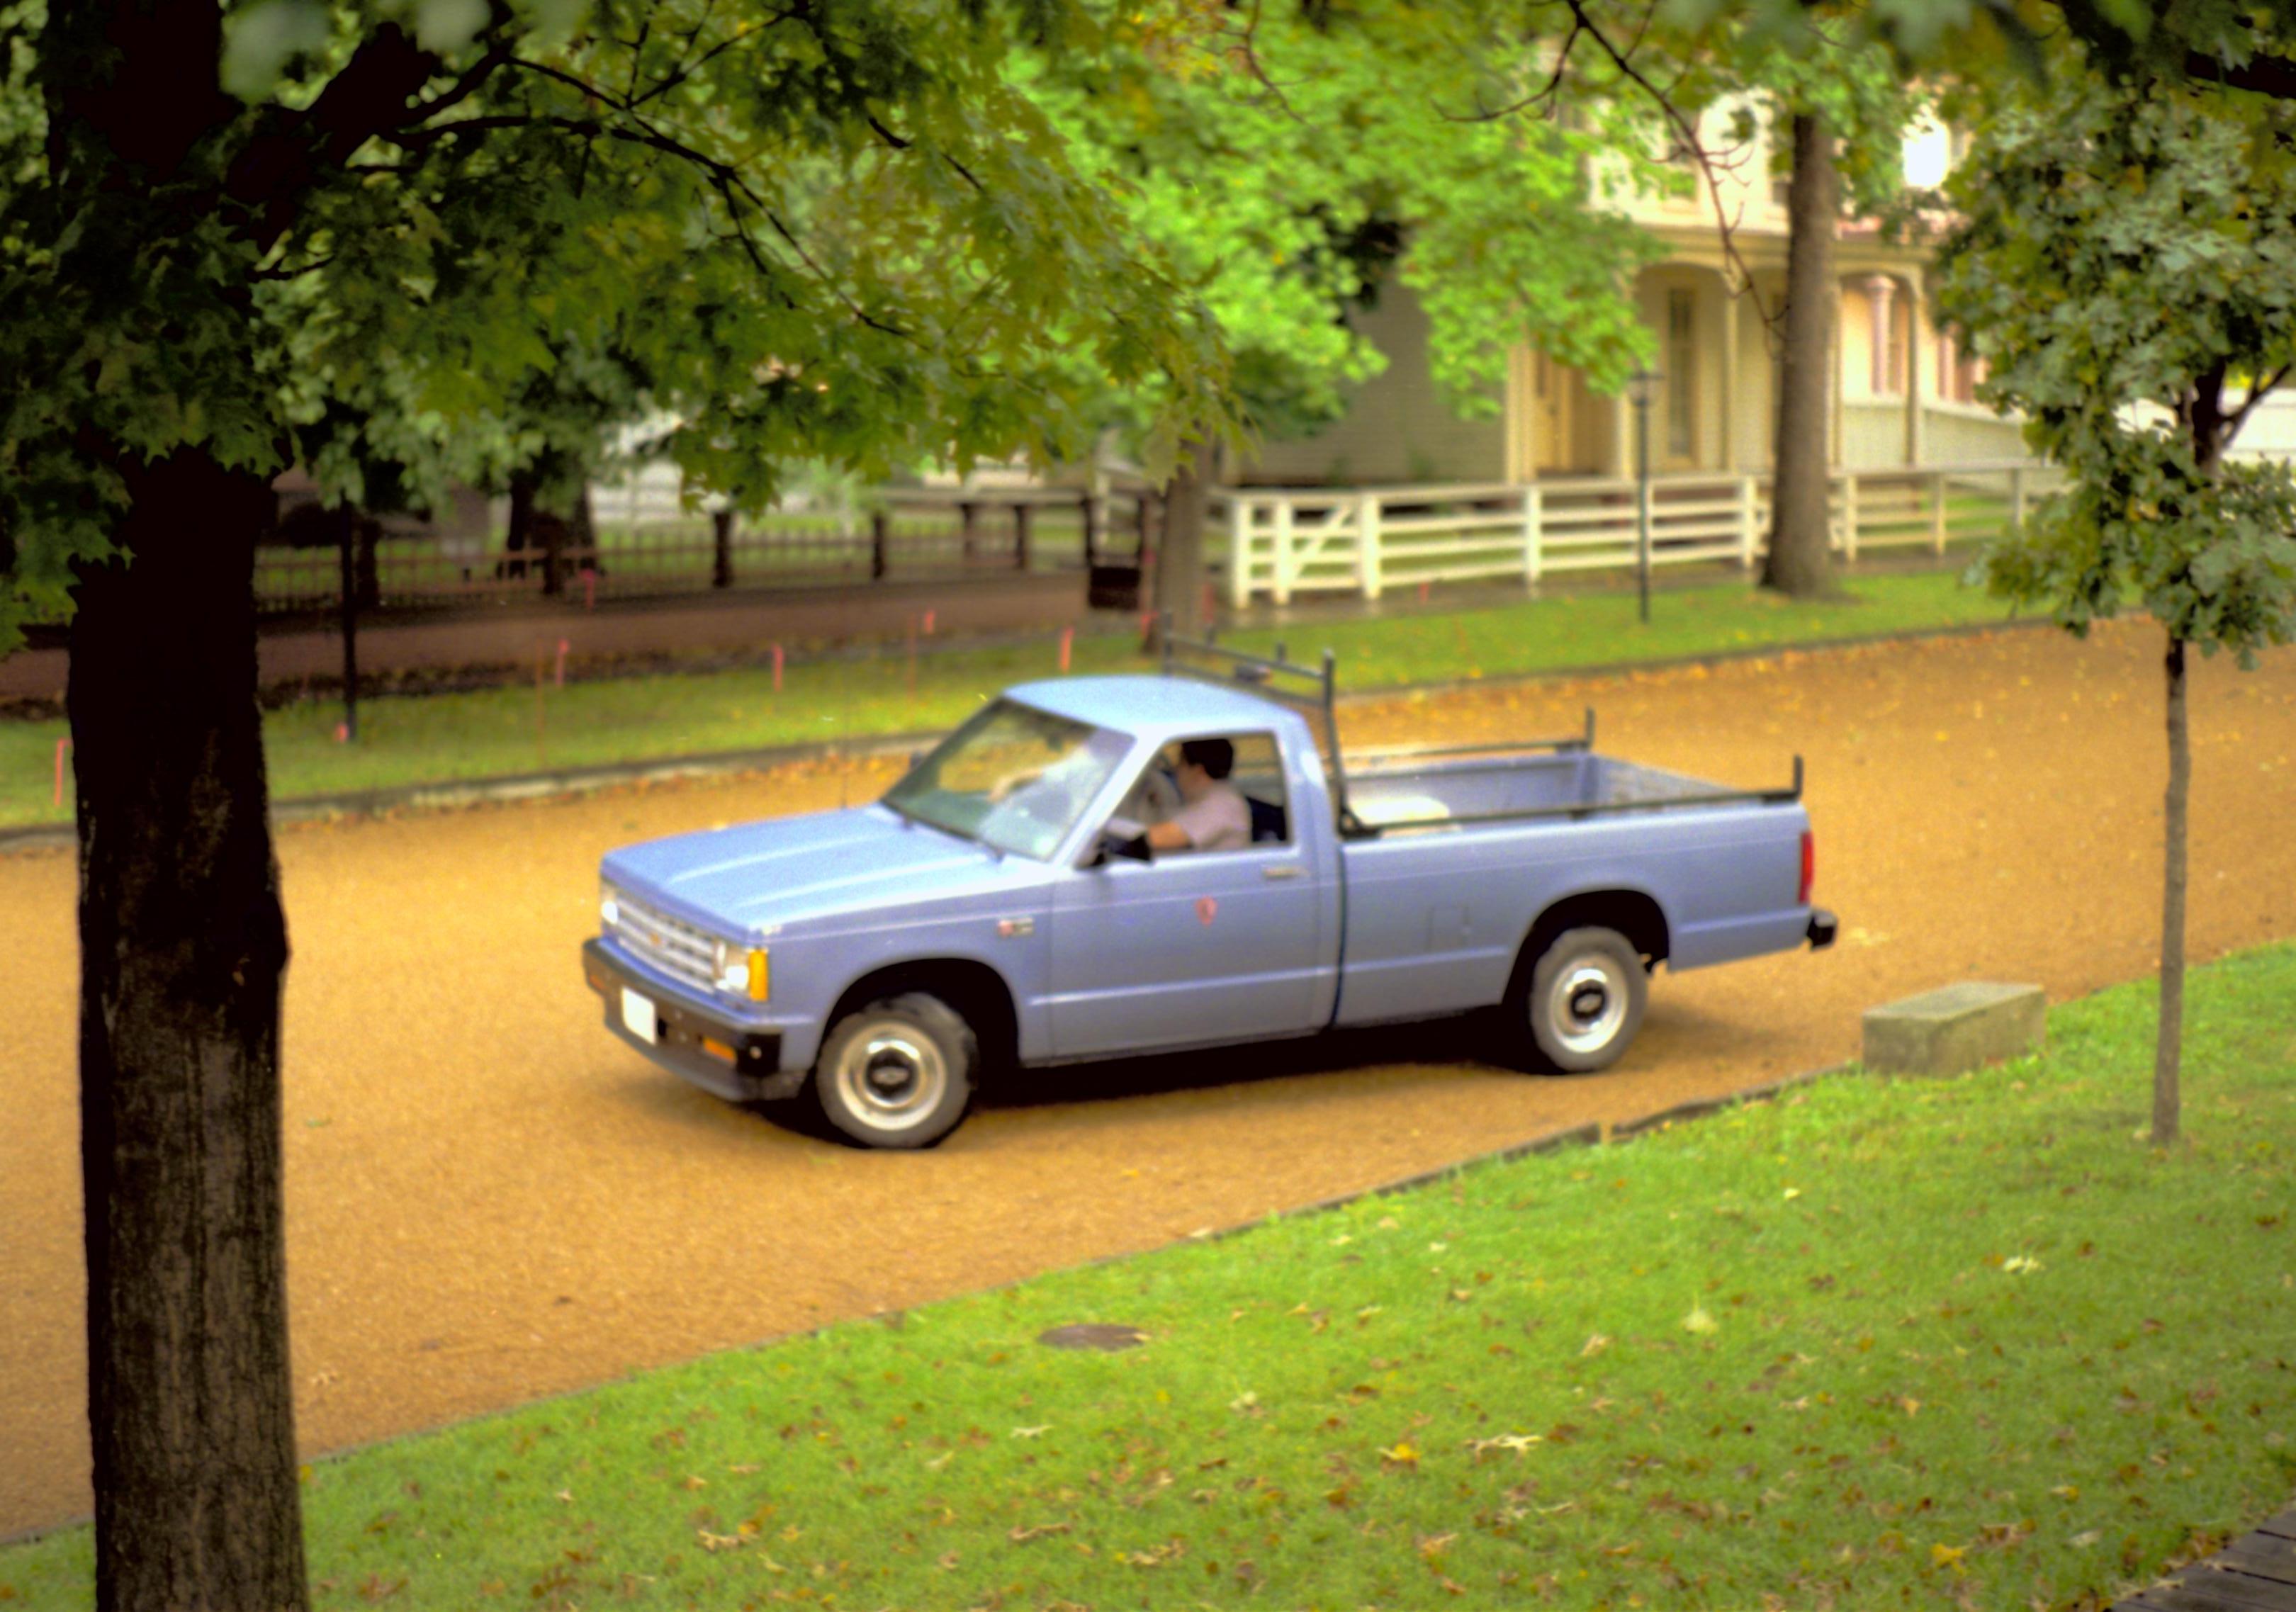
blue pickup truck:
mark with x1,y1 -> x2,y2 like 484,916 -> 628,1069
583,638 -> 1836,1147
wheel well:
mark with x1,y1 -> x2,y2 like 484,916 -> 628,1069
826,959 -> 1019,1075
1513,890 -> 1670,983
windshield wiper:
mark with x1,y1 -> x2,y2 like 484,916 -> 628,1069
883,795 -> 978,848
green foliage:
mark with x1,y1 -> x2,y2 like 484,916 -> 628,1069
1936,72 -> 2296,661
9,939 -> 2296,1608
1020,0 -> 1664,447
0,0 -> 1239,652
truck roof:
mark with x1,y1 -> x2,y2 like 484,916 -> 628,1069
1003,673 -> 1302,735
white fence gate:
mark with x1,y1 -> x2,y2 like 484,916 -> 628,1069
1214,461 -> 2059,606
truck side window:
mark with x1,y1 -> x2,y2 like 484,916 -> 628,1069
1224,733 -> 1290,845
1122,732 -> 1288,852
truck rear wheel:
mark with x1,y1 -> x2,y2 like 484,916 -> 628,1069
811,993 -> 977,1149
1515,926 -> 1646,1073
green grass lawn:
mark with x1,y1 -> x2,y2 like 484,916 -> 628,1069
6,942 -> 2292,1609
0,568 -> 2029,829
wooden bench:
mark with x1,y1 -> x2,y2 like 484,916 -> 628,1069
2114,1503 -> 2296,1611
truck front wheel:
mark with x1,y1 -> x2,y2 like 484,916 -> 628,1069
811,993 -> 977,1149
1515,927 -> 1647,1073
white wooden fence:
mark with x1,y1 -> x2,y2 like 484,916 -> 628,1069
1213,460 -> 2059,605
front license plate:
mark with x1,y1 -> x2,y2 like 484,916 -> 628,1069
621,988 -> 658,1044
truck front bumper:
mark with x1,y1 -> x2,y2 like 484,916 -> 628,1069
581,939 -> 805,1105
1806,908 -> 1839,950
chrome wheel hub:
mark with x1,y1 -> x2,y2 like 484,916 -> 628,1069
1546,955 -> 1628,1056
833,1025 -> 947,1132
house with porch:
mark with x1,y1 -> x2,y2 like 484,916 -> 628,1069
1239,113 -> 2021,490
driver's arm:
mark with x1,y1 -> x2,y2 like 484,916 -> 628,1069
1144,818 -> 1193,852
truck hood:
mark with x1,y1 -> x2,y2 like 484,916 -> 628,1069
602,805 -> 1017,933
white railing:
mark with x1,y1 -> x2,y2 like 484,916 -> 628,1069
1212,461 -> 2061,605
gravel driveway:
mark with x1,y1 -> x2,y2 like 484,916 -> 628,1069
4,618 -> 2293,1538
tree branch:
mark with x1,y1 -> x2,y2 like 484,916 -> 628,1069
394,102 -> 911,338
1443,17 -> 1585,123
2223,361 -> 2295,446
631,12 -> 801,109
224,23 -> 447,250
2184,47 -> 2296,100
1559,0 -> 1776,327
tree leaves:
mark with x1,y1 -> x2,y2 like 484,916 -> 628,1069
0,0 -> 1239,650
1937,71 -> 2296,663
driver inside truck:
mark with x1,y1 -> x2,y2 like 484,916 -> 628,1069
1139,737 -> 1251,854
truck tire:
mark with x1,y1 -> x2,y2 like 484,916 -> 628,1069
1514,926 -> 1646,1073
811,993 -> 977,1149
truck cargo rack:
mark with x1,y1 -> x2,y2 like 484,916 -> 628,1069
1346,757 -> 1806,840
1159,621 -> 1370,833
1346,716 -> 1598,770
1157,617 -> 1802,840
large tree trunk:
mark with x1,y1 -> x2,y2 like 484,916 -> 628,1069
69,449 -> 307,1610
1150,438 -> 1217,643
1764,108 -> 1838,599
2154,631 -> 2188,1146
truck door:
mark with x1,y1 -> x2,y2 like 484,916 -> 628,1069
1049,731 -> 1324,1057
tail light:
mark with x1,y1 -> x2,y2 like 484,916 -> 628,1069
1797,830 -> 1815,906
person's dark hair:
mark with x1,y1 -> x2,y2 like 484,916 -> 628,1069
1179,737 -> 1235,780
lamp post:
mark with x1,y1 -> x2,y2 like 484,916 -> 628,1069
1626,366 -> 1661,626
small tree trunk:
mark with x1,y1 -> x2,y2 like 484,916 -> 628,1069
354,514 -> 381,611
2154,632 -> 2188,1146
337,506 -> 359,742
69,446 -> 308,1612
540,489 -> 584,599
711,509 -> 734,589
503,471 -> 535,580
1765,107 -> 1838,599
1151,439 -> 1216,643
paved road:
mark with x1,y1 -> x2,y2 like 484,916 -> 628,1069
5,619 -> 2294,1538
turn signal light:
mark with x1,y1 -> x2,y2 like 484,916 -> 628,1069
746,948 -> 770,1003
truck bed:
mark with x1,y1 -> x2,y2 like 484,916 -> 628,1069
1346,750 -> 1728,833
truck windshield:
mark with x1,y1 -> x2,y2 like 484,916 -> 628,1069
884,700 -> 1130,861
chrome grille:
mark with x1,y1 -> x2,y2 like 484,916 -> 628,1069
611,891 -> 716,992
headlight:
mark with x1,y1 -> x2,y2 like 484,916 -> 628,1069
714,940 -> 769,1001
600,881 -> 620,928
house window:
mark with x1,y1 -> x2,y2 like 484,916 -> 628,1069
1665,288 -> 1696,460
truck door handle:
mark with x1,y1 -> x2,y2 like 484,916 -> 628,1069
1261,864 -> 1304,881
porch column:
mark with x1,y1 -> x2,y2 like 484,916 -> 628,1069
1828,287 -> 1843,469
1721,284 -> 1741,470
1902,273 -> 1926,466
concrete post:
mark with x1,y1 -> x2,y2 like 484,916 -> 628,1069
1227,494 -> 1252,607
1358,493 -> 1383,601
1271,497 -> 1295,607
1521,484 -> 1543,590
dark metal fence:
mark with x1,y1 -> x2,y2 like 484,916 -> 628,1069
254,487 -> 1161,616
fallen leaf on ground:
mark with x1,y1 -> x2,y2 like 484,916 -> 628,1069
1465,1433 -> 1543,1455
